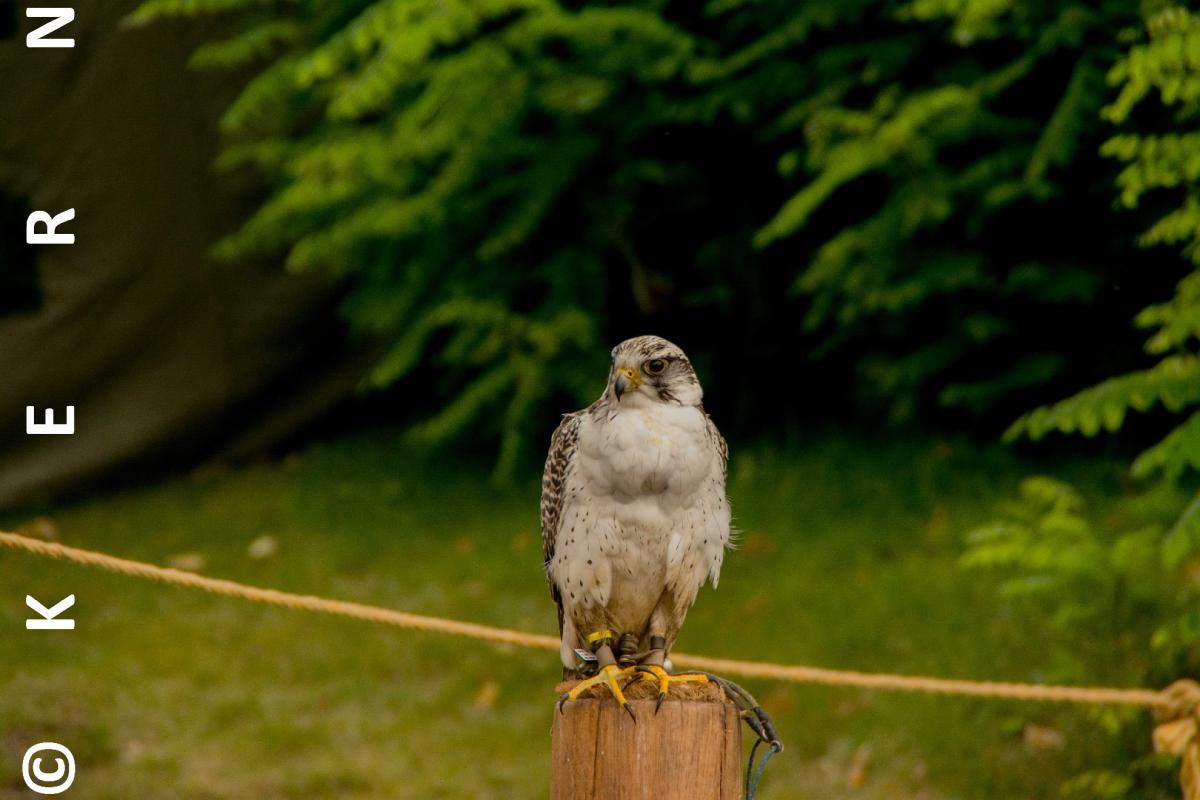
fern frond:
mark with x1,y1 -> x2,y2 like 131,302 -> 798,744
1131,411 -> 1200,480
190,20 -> 301,69
1025,58 -> 1104,188
125,0 -> 283,28
1163,490 -> 1200,565
1007,356 -> 1200,440
1138,270 -> 1200,352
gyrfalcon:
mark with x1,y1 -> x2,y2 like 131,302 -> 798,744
541,335 -> 731,717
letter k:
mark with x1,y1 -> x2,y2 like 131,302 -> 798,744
26,594 -> 75,630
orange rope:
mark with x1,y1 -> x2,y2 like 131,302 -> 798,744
0,530 -> 1169,708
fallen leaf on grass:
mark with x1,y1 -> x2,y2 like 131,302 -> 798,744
1023,722 -> 1065,751
474,680 -> 500,709
247,534 -> 278,560
848,742 -> 872,788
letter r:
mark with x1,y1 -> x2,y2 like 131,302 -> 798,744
27,209 -> 75,245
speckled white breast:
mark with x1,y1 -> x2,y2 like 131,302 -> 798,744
550,399 -> 730,646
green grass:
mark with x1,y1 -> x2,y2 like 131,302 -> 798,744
0,431 -> 1141,798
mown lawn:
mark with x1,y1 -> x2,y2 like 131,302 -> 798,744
0,430 -> 1141,798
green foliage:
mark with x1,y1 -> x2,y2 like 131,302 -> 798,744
365,300 -> 595,481
1102,6 -> 1200,269
964,477 -> 1194,799
1058,770 -> 1134,800
974,9 -> 1200,794
1006,4 -> 1200,566
129,0 -> 1167,466
1006,356 -> 1200,440
130,0 -> 708,476
759,0 -> 1134,421
962,477 -> 1180,647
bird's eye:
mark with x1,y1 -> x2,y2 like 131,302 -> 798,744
643,358 -> 667,376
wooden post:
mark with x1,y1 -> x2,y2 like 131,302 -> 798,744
551,679 -> 743,800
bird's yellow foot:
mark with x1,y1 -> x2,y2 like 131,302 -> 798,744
630,665 -> 710,713
558,664 -> 638,721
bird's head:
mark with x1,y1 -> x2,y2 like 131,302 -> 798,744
607,335 -> 703,407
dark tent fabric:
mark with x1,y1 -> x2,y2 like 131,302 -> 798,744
0,2 -> 365,509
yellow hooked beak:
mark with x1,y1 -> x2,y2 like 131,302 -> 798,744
613,367 -> 641,400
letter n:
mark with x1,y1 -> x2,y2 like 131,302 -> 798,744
26,8 -> 75,49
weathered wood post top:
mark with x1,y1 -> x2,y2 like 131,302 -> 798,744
551,680 -> 743,800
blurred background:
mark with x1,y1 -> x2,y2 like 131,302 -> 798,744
2,0 -> 1199,797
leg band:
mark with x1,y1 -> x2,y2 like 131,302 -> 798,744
585,629 -> 616,647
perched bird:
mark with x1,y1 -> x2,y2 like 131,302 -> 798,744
541,335 -> 731,718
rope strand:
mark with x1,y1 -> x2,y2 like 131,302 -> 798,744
0,530 -> 1168,708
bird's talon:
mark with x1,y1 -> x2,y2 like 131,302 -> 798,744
621,674 -> 642,691
558,664 -> 637,720
631,664 -> 710,712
